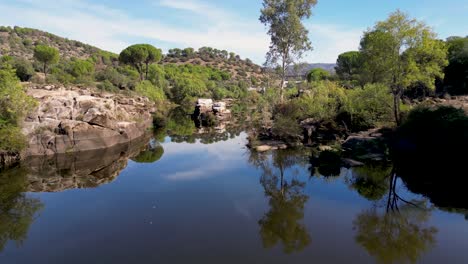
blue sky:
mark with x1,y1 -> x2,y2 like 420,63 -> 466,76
0,0 -> 467,63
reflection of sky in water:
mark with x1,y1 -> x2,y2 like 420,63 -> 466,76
1,133 -> 468,264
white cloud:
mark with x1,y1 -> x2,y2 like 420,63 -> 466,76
0,0 -> 362,63
304,23 -> 364,63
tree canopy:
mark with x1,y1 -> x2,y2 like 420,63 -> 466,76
444,36 -> 468,95
260,0 -> 317,101
307,68 -> 330,82
359,10 -> 448,124
33,45 -> 59,77
119,44 -> 162,81
335,51 -> 362,83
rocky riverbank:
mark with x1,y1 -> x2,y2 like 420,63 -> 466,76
1,85 -> 156,168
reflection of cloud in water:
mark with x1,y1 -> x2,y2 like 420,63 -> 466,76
162,134 -> 248,182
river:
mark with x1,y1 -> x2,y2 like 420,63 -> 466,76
0,132 -> 467,264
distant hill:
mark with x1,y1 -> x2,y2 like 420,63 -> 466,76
0,26 -> 113,61
0,26 -> 266,85
162,47 -> 265,84
286,63 -> 336,78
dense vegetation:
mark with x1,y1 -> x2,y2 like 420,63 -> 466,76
0,64 -> 36,152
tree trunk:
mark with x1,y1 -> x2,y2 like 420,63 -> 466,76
43,63 -> 47,78
393,88 -> 401,126
280,60 -> 286,102
145,62 -> 149,80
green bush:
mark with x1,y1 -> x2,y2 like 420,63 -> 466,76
70,59 -> 94,78
0,69 -> 37,125
307,68 -> 331,82
343,83 -> 393,130
135,80 -> 165,102
97,80 -> 118,92
13,58 -> 35,82
0,69 -> 37,152
294,81 -> 346,121
0,124 -> 27,152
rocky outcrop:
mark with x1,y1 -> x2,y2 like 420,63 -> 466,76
21,86 -> 155,157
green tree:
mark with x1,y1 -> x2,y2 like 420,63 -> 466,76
119,44 -> 162,81
260,0 -> 317,101
359,10 -> 448,124
33,45 -> 59,78
335,51 -> 362,82
307,68 -> 330,82
444,36 -> 468,95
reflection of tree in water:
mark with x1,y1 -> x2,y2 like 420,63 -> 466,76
0,167 -> 43,252
131,139 -> 164,164
352,169 -> 438,264
354,204 -> 437,264
348,164 -> 392,201
251,149 -> 311,254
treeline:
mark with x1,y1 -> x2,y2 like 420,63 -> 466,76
250,10 -> 467,142
166,46 -> 250,64
334,35 -> 468,97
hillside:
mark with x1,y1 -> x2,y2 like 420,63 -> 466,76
163,47 -> 265,85
0,26 -> 113,61
0,26 -> 266,85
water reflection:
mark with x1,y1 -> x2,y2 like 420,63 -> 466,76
24,136 -> 160,192
0,167 -> 43,251
131,139 -> 164,164
250,149 -> 311,253
348,164 -> 392,201
164,107 -> 243,144
349,167 -> 438,264
353,205 -> 437,264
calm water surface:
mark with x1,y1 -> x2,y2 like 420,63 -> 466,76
0,133 -> 467,264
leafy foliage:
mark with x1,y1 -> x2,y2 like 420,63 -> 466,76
444,36 -> 468,95
119,44 -> 162,81
260,0 -> 317,100
306,68 -> 330,82
0,69 -> 37,152
33,44 -> 60,77
135,80 -> 165,103
359,10 -> 448,123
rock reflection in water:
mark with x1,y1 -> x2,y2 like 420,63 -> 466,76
24,136 -> 161,192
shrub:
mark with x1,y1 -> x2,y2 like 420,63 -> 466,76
294,81 -> 346,121
97,80 -> 118,92
271,115 -> 302,141
307,68 -> 330,82
135,80 -> 165,102
70,59 -> 94,78
0,69 -> 37,152
343,83 -> 393,130
0,124 -> 27,152
0,69 -> 37,125
13,58 -> 35,82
